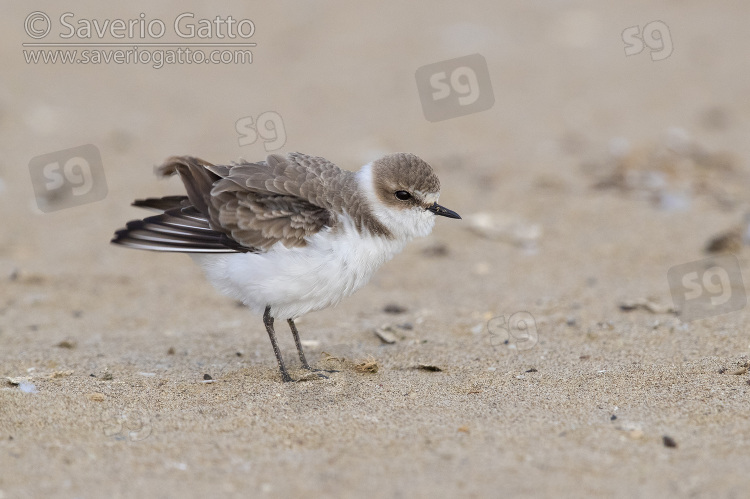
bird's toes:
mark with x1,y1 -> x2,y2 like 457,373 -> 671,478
295,371 -> 328,381
305,366 -> 340,374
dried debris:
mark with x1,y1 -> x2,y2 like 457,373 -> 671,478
619,298 -> 676,314
705,213 -> 750,253
587,128 -> 743,211
354,358 -> 379,373
321,352 -> 380,374
374,326 -> 398,344
465,212 -> 542,250
6,376 -> 31,386
6,370 -> 73,386
415,364 -> 442,372
705,228 -> 742,254
720,361 -> 749,375
55,339 -> 76,349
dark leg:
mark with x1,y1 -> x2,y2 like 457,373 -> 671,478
263,306 -> 292,382
287,318 -> 338,376
287,318 -> 312,370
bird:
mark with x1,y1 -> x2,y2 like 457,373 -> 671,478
111,152 -> 460,381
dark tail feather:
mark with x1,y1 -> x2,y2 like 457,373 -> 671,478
132,195 -> 190,212
112,156 -> 251,253
156,156 -> 219,215
111,206 -> 252,253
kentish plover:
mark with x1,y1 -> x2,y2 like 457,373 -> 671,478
112,152 -> 460,381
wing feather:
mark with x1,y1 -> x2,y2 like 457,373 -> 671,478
112,153 -> 351,253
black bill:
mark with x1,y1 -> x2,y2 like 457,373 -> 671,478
427,202 -> 461,219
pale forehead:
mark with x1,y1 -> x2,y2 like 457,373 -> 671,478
372,153 -> 441,194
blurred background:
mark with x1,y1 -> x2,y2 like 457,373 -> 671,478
3,0 -> 750,329
2,0 -> 749,279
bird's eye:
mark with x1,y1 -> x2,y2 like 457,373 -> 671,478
395,190 -> 412,201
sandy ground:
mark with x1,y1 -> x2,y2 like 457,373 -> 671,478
2,1 -> 750,497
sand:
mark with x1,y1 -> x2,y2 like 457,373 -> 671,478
2,1 -> 750,497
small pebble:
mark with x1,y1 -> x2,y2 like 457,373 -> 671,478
628,429 -> 644,440
203,374 -> 212,380
384,304 -> 407,314
167,347 -> 176,355
374,327 -> 398,344
18,381 -> 38,394
662,435 -> 678,448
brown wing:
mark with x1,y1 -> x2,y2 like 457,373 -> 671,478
205,153 -> 352,250
111,154 -> 348,253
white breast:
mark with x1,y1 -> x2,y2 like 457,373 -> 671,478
191,220 -> 409,319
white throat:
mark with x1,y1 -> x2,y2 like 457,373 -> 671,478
356,162 -> 437,242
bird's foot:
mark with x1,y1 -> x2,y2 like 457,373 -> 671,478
295,371 -> 329,381
302,364 -> 340,375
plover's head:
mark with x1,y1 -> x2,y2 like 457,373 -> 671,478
358,153 -> 460,240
